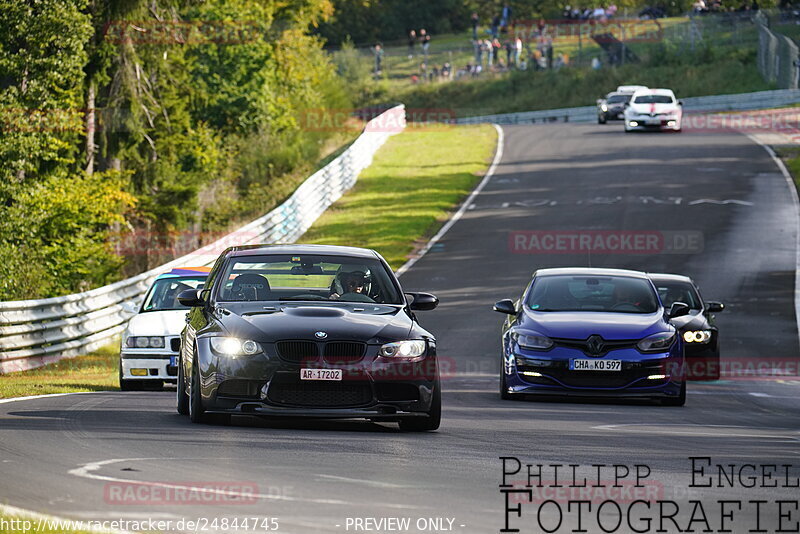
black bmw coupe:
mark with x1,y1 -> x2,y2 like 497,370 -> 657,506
176,244 -> 441,431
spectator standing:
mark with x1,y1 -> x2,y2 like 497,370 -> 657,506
373,43 -> 383,76
471,12 -> 479,40
504,39 -> 513,65
591,57 -> 602,69
491,15 -> 501,38
501,3 -> 513,29
492,38 -> 502,66
420,29 -> 431,61
485,38 -> 494,67
408,30 -> 416,58
514,36 -> 523,67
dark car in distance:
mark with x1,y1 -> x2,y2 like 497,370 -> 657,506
597,92 -> 633,123
649,273 -> 724,380
176,244 -> 441,431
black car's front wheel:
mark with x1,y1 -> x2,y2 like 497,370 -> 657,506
177,357 -> 189,415
399,380 -> 441,432
188,357 -> 206,423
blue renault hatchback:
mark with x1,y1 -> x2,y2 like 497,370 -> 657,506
493,268 -> 688,406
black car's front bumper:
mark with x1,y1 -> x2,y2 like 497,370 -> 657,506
195,338 -> 438,418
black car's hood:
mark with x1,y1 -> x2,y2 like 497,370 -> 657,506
669,310 -> 710,330
214,303 -> 414,344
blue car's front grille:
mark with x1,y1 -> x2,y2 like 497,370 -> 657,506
551,337 -> 638,357
517,358 -> 666,389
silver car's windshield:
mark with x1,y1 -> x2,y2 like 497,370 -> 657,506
142,277 -> 206,312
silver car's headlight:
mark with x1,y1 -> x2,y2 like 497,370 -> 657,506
683,330 -> 712,344
379,340 -> 426,358
209,337 -> 261,357
125,336 -> 165,349
637,332 -> 675,353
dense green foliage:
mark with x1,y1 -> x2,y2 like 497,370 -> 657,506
0,0 -> 350,300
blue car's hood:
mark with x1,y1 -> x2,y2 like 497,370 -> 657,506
521,309 -> 668,340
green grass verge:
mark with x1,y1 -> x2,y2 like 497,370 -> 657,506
775,146 -> 800,191
300,124 -> 498,269
0,345 -> 119,399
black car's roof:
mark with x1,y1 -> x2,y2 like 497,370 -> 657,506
648,273 -> 694,283
224,244 -> 380,259
534,267 -> 649,279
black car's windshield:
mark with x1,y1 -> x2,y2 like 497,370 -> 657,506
654,280 -> 702,310
142,277 -> 206,311
526,275 -> 659,313
216,254 -> 403,304
632,95 -> 674,104
607,94 -> 631,104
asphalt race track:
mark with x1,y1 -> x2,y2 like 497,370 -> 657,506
1,124 -> 799,534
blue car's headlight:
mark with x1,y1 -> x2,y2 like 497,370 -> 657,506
210,337 -> 261,357
637,332 -> 676,353
514,332 -> 553,350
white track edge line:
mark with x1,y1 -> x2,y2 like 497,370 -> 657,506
0,391 -> 100,405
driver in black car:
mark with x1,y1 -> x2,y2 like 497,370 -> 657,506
330,271 -> 369,300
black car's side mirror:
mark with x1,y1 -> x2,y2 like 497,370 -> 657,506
706,301 -> 724,313
406,292 -> 439,311
623,102 -> 630,108
667,302 -> 690,318
678,100 -> 684,106
493,299 -> 517,315
177,289 -> 205,307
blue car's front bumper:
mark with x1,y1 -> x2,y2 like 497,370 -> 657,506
503,344 -> 684,400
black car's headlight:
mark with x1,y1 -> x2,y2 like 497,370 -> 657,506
513,332 -> 553,350
683,330 -> 712,344
209,337 -> 262,357
637,332 -> 676,353
125,336 -> 165,349
379,340 -> 426,358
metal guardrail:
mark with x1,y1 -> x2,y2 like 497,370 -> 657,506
0,105 -> 406,374
456,89 -> 800,125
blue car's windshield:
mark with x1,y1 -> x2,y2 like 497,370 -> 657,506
526,275 -> 659,314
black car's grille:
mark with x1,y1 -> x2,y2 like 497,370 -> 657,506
276,341 -> 319,363
217,379 -> 263,398
267,378 -> 373,407
375,383 -> 420,402
323,342 -> 366,364
517,358 -> 666,389
551,337 -> 638,357
170,338 -> 181,352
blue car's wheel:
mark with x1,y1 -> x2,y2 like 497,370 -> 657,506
662,381 -> 686,406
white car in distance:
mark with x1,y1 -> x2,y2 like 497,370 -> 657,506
623,88 -> 683,132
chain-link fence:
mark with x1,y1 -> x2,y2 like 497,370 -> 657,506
755,11 -> 799,89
